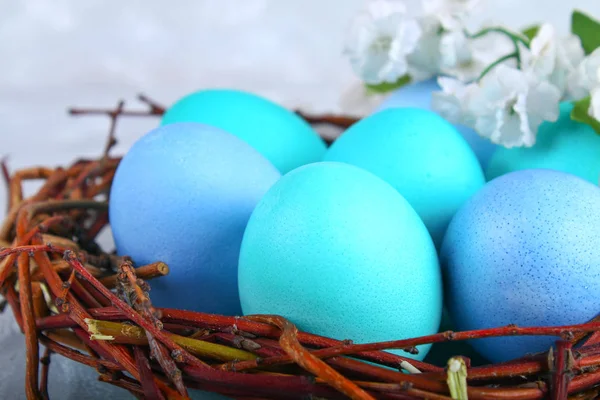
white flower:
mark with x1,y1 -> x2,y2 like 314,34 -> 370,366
406,15 -> 442,81
344,0 -> 422,85
338,81 -> 388,116
432,76 -> 478,125
590,87 -> 600,121
433,65 -> 561,148
521,24 -> 585,98
423,0 -> 482,30
567,48 -> 600,100
470,65 -> 560,147
438,28 -> 512,82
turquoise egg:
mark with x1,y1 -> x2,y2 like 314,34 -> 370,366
325,108 -> 485,248
238,162 -> 442,360
375,78 -> 497,168
110,123 -> 281,315
161,89 -> 327,174
486,102 -> 600,184
441,169 -> 600,362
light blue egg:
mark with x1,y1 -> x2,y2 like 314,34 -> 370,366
160,89 -> 326,174
325,108 -> 485,249
486,102 -> 600,184
239,162 -> 442,360
441,169 -> 600,363
110,123 -> 281,315
375,78 -> 497,168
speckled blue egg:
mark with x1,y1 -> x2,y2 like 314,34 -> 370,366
441,169 -> 600,363
160,89 -> 327,174
109,123 -> 281,315
375,78 -> 497,168
325,108 -> 485,249
238,162 -> 442,360
486,102 -> 600,184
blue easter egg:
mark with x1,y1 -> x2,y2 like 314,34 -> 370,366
190,390 -> 232,400
239,162 -> 442,360
325,108 -> 485,248
375,78 -> 497,168
486,102 -> 600,184
441,169 -> 600,362
109,123 -> 281,315
161,89 -> 327,174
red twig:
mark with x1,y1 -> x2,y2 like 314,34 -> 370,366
247,315 -> 374,400
17,252 -> 41,399
39,347 -> 51,400
1,157 -> 10,213
133,346 -> 165,400
551,340 -> 573,400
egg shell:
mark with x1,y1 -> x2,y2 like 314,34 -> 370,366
238,162 -> 442,360
109,123 -> 281,315
160,89 -> 327,174
190,390 -> 231,400
486,102 -> 600,184
375,78 -> 497,168
325,108 -> 485,249
441,169 -> 600,363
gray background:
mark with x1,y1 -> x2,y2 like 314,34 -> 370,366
1,1 -> 600,398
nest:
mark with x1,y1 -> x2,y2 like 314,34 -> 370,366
2,95 -> 600,400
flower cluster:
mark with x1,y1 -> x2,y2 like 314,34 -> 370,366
344,0 -> 492,85
343,0 -> 600,148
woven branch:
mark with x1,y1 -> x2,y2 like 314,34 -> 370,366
1,95 -> 599,400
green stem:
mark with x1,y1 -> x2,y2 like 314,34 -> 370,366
469,27 -> 530,48
477,52 -> 519,81
469,26 -> 529,80
85,319 -> 257,362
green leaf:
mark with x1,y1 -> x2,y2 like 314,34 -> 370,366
365,75 -> 411,94
571,10 -> 600,55
571,96 -> 600,134
521,25 -> 540,40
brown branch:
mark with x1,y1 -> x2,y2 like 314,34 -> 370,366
17,251 -> 41,399
39,347 -> 51,400
133,346 -> 165,400
247,315 -> 375,400
100,261 -> 169,288
551,341 -> 573,400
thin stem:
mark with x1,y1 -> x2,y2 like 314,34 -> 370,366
99,261 -> 169,289
469,26 -> 529,81
85,319 -> 256,362
469,27 -> 530,48
246,315 -> 374,400
39,347 -> 51,400
477,52 -> 519,81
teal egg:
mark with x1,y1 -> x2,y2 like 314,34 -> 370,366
238,162 -> 442,360
486,102 -> 600,184
161,89 -> 327,174
325,108 -> 485,248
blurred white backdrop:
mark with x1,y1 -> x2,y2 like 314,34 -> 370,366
1,0 -> 600,398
